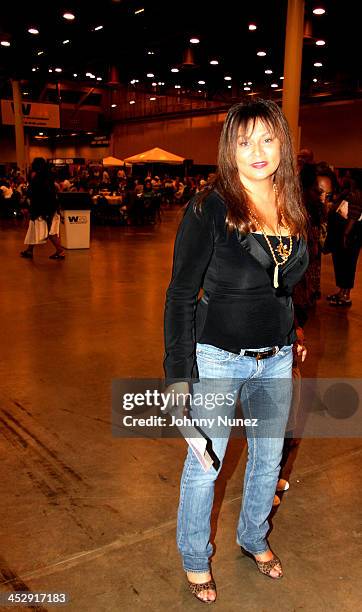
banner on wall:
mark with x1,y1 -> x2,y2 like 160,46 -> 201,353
0,100 -> 60,128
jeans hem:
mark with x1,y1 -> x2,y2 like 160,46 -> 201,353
237,540 -> 269,555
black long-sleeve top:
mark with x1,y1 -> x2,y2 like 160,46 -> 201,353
164,191 -> 309,383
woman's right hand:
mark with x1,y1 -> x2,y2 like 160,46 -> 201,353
164,382 -> 190,415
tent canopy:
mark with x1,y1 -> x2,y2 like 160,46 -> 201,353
124,147 -> 185,164
102,156 -> 128,166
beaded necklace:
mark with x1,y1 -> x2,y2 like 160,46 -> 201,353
248,185 -> 293,288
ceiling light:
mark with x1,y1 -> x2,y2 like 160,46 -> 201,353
198,80 -> 206,85
313,8 -> 326,15
134,8 -> 144,14
244,87 -> 251,91
171,68 -> 179,72
89,74 -> 95,78
248,24 -> 257,31
86,132 -> 93,135
94,25 -> 103,31
224,76 -> 232,81
96,77 -> 102,81
63,12 -> 75,20
48,69 -> 53,73
151,82 -> 157,86
210,60 -> 219,65
157,81 -> 162,85
129,100 -> 136,104
190,37 -> 200,44
314,62 -> 323,67
62,39 -> 70,44
37,50 -> 44,55
73,73 -> 78,77
271,83 -> 278,88
55,67 -> 62,72
146,73 -> 154,78
316,40 -> 325,46
175,85 -> 181,88
23,92 -> 29,95
71,133 -> 77,136
39,132 -> 44,136
313,78 -> 318,82
150,97 -> 156,101
227,85 -> 232,89
265,69 -> 273,74
257,51 -> 267,57
280,76 -> 284,80
1,41 -> 11,47
28,28 -> 39,35
111,104 -> 117,108
32,68 -> 37,72
86,72 -> 92,77
247,81 -> 252,85
147,51 -> 155,55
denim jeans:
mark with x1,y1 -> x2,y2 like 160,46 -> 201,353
177,342 -> 293,573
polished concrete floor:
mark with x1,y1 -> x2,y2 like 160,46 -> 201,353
0,211 -> 361,611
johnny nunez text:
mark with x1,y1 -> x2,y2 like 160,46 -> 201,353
122,416 -> 259,427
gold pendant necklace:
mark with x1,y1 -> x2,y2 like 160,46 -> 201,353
248,186 -> 293,288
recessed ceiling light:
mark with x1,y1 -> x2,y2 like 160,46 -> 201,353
265,69 -> 273,74
257,51 -> 267,57
94,25 -> 103,31
63,12 -> 75,20
55,67 -> 62,72
198,90 -> 202,93
316,40 -> 325,46
23,92 -> 29,95
129,100 -> 136,104
150,97 -> 156,101
89,74 -> 95,78
210,60 -> 219,65
39,132 -> 44,136
198,80 -> 206,85
171,68 -> 179,73
247,81 -> 252,85
190,37 -> 200,44
134,8 -> 144,14
73,73 -> 78,77
32,68 -> 37,72
157,81 -> 162,85
313,78 -> 318,82
224,76 -> 232,81
227,85 -> 232,89
96,77 -> 102,81
314,62 -> 323,67
147,51 -> 155,55
62,39 -> 70,44
248,24 -> 257,31
146,73 -> 154,78
28,28 -> 39,35
48,69 -> 53,73
280,76 -> 284,80
244,87 -> 251,91
313,8 -> 326,15
151,82 -> 157,86
111,104 -> 117,108
37,50 -> 44,55
175,85 -> 181,88
271,83 -> 278,88
1,41 -> 11,47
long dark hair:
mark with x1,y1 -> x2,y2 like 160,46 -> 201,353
195,98 -> 307,238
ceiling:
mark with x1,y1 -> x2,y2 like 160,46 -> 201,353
0,0 -> 360,112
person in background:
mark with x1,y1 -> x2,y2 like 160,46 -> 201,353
325,170 -> 361,307
20,157 -> 65,260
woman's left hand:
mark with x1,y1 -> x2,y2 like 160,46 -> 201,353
295,326 -> 307,363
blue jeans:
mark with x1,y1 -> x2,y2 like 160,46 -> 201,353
177,342 -> 293,573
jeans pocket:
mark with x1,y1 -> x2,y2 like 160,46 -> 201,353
196,343 -> 235,363
276,344 -> 294,358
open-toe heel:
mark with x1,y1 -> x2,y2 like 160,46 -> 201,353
240,547 -> 283,579
187,575 -> 217,604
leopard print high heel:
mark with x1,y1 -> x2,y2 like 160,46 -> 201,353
240,547 -> 283,579
187,576 -> 217,604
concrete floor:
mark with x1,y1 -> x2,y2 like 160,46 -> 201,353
0,211 -> 361,611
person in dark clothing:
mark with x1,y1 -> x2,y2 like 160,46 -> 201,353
163,99 -> 308,603
20,158 -> 65,260
325,170 -> 362,306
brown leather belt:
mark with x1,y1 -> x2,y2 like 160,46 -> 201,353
242,347 -> 279,360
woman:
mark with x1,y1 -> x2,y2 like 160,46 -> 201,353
20,157 -> 65,260
164,99 -> 308,603
324,170 -> 361,307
